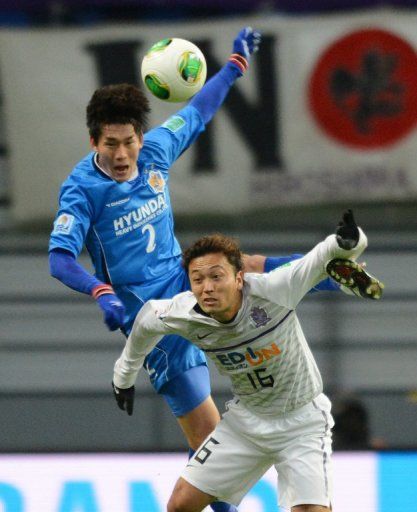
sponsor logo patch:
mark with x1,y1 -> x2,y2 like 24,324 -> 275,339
162,115 -> 186,133
215,342 -> 281,370
113,194 -> 168,237
53,213 -> 75,235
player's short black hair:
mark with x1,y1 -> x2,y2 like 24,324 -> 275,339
86,83 -> 151,143
182,233 -> 243,273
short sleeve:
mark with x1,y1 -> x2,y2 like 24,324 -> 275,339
48,180 -> 94,257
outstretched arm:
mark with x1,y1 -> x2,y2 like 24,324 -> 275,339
189,27 -> 261,124
248,210 -> 368,309
49,249 -> 125,331
243,253 -> 340,292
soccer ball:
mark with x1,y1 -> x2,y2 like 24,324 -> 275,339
141,38 -> 207,102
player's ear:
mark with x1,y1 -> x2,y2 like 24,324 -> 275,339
90,136 -> 98,151
138,131 -> 144,149
236,270 -> 244,290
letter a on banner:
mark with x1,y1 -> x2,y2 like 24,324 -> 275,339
58,481 -> 98,512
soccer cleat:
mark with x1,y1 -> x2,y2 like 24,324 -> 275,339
326,258 -> 384,300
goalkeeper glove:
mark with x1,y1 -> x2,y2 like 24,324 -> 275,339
112,381 -> 135,416
92,284 -> 125,331
229,26 -> 261,75
336,209 -> 360,250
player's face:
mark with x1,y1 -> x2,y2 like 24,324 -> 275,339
188,252 -> 243,323
91,124 -> 144,182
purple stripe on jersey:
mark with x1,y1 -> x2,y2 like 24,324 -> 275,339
203,310 -> 293,353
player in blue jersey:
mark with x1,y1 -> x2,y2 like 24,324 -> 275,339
49,27 -> 339,512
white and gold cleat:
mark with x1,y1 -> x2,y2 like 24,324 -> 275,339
326,258 -> 384,300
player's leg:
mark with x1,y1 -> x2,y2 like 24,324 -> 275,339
177,397 -> 220,450
177,402 -> 272,512
160,364 -> 238,512
242,253 -> 266,272
275,394 -> 334,511
167,477 -> 214,512
160,365 -> 220,450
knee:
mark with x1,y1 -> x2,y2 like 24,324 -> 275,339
166,493 -> 189,512
167,477 -> 210,512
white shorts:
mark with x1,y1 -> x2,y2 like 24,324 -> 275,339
182,393 -> 334,511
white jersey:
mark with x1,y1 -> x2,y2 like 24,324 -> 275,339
114,230 -> 367,416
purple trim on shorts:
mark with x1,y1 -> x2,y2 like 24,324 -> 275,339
313,398 -> 330,500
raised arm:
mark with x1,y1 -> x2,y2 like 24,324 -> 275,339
189,27 -> 261,124
243,253 -> 340,293
248,210 -> 368,309
145,27 -> 261,166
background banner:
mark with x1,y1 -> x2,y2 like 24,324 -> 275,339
1,10 -> 417,222
0,451 -> 403,512
1,452 -> 417,511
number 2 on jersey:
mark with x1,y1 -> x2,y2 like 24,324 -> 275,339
142,223 -> 156,253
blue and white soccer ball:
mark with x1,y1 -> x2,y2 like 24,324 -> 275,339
141,38 -> 207,103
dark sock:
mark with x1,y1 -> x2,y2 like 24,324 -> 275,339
210,502 -> 238,512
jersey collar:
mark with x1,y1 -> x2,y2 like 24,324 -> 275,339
93,153 -> 139,182
192,291 -> 246,325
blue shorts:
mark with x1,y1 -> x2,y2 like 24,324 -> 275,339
160,364 -> 211,417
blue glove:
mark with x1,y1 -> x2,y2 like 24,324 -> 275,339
96,294 -> 125,331
229,27 -> 261,75
233,26 -> 261,60
92,284 -> 125,331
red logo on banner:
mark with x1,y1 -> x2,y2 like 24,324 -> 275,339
308,29 -> 417,149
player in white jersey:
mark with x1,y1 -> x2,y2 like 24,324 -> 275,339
113,210 -> 382,512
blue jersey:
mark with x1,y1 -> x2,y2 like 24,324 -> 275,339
49,100 -> 338,393
49,105 -> 204,286
49,106 -> 208,391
